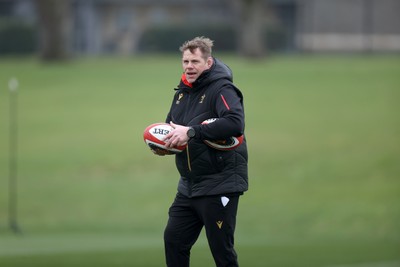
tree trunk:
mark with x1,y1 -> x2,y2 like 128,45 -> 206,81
34,0 -> 71,61
232,0 -> 266,58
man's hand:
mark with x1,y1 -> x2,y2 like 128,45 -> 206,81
148,143 -> 174,156
164,121 -> 189,149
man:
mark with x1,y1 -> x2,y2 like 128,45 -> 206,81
161,36 -> 248,267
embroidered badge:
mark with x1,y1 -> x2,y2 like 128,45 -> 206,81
176,93 -> 184,104
199,94 -> 206,103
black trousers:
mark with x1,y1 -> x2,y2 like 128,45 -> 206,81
164,193 -> 240,267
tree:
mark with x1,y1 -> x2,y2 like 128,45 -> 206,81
230,0 -> 266,58
34,0 -> 71,61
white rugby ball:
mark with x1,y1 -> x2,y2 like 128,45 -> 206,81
143,123 -> 186,154
201,118 -> 244,151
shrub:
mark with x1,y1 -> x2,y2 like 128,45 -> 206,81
0,18 -> 37,55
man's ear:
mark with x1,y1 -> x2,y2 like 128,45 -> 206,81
207,57 -> 213,68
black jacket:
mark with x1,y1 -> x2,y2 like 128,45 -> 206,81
166,58 -> 248,198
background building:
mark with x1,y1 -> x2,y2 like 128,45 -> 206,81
1,0 -> 399,56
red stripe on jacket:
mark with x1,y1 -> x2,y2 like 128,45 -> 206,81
220,94 -> 230,110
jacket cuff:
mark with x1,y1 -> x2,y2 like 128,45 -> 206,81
191,125 -> 202,140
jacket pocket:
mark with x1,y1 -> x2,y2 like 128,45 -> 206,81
214,151 -> 225,172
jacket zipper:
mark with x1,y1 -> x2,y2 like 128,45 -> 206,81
186,144 -> 192,172
186,144 -> 192,197
183,93 -> 192,172
183,92 -> 193,196
182,93 -> 191,126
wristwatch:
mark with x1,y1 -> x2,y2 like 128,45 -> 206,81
187,127 -> 195,138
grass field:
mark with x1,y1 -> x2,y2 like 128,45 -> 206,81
0,54 -> 399,266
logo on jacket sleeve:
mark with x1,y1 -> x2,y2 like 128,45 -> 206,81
216,221 -> 223,229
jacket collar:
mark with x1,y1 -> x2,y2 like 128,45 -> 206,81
181,73 -> 193,88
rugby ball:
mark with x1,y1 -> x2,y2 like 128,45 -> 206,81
143,123 -> 186,154
201,118 -> 244,151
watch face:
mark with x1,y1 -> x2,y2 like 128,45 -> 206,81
187,128 -> 195,138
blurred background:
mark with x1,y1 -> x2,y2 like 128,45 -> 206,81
1,0 -> 400,58
0,0 -> 399,266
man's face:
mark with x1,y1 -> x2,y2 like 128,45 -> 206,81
182,48 -> 212,84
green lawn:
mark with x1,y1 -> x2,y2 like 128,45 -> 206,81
0,54 -> 399,266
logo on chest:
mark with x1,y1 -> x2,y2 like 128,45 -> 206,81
199,94 -> 206,104
175,93 -> 206,105
176,93 -> 184,104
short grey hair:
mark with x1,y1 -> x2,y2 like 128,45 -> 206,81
179,36 -> 214,59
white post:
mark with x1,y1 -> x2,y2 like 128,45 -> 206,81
8,77 -> 21,234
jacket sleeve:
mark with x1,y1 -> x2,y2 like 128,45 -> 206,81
194,84 -> 245,140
